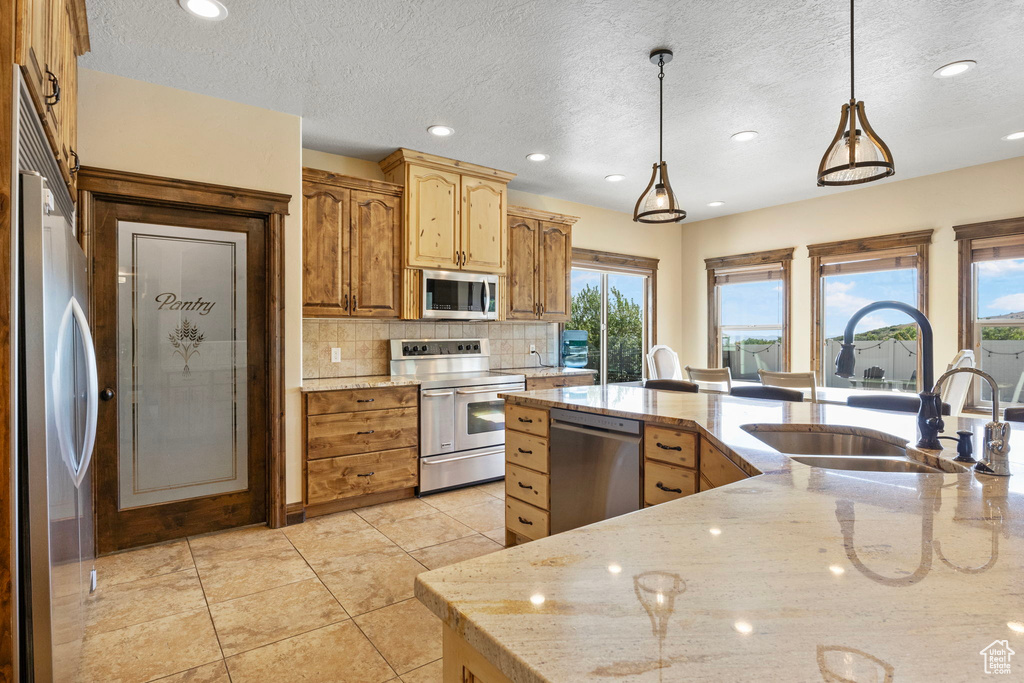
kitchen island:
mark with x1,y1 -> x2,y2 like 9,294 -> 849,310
415,384 -> 1024,682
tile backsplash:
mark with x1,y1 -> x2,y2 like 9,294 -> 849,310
302,319 -> 560,379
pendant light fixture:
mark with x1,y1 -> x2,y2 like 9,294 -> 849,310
634,49 -> 686,223
817,0 -> 894,186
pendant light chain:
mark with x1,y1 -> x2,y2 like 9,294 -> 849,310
850,0 -> 855,101
658,56 -> 665,165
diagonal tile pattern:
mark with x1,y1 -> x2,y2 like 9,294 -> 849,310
79,482 -> 507,682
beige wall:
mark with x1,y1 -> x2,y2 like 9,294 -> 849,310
301,149 -> 687,359
680,155 -> 1024,378
78,69 -> 306,504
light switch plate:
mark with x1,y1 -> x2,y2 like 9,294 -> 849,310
331,347 -> 342,363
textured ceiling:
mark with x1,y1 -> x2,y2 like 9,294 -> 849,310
82,0 -> 1024,221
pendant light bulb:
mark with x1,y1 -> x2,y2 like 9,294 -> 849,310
817,0 -> 894,187
634,49 -> 686,223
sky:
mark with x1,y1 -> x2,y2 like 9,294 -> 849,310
978,258 -> 1024,319
571,269 -> 646,311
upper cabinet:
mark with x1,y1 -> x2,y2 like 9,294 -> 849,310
16,0 -> 89,196
506,206 -> 579,322
380,149 -> 515,274
302,169 -> 403,319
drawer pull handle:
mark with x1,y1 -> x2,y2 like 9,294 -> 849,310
517,448 -> 532,454
357,430 -> 375,435
656,443 -> 682,451
357,472 -> 374,477
517,482 -> 534,490
656,482 -> 683,494
356,398 -> 375,403
518,417 -> 533,423
517,516 -> 533,525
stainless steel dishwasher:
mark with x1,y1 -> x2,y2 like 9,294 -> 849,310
549,408 -> 642,534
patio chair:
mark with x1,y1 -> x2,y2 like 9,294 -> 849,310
684,366 -> 732,392
757,369 -> 818,403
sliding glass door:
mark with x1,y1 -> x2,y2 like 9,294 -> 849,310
569,267 -> 650,384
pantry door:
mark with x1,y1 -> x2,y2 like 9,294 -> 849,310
82,171 -> 288,554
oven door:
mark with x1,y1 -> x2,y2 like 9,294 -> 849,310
420,388 -> 456,457
422,270 -> 497,320
454,383 -> 525,452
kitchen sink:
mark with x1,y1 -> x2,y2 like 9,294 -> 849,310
789,455 -> 943,474
743,428 -> 906,458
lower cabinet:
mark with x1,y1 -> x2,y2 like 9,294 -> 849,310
524,373 -> 595,391
504,405 -> 550,546
700,437 -> 749,489
303,386 -> 419,515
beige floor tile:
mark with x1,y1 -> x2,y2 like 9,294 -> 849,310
354,599 -> 442,675
188,526 -> 293,568
354,497 -> 438,527
449,498 -> 504,533
477,481 -> 506,499
153,660 -> 230,682
409,535 -> 503,570
288,526 -> 399,574
319,549 -> 426,616
282,509 -> 372,547
95,539 -> 194,587
482,527 -> 508,546
225,621 -> 395,683
79,608 -> 222,683
375,512 -> 476,552
400,659 -> 443,683
86,568 -> 207,636
196,544 -> 315,604
210,577 -> 348,656
419,487 -> 495,513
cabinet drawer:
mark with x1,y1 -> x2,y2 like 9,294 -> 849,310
525,374 -> 595,391
506,496 -> 549,541
506,464 -> 549,510
307,408 -> 417,459
506,404 -> 548,437
307,386 -> 417,415
505,431 -> 549,474
644,460 -> 697,506
644,425 -> 698,469
307,448 -> 418,505
700,440 -> 748,488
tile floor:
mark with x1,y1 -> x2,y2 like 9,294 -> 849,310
81,481 -> 508,683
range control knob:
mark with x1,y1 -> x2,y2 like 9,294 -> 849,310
473,344 -> 480,350
403,346 -> 410,353
458,344 -> 464,351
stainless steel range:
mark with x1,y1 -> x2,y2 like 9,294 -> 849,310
390,339 -> 524,494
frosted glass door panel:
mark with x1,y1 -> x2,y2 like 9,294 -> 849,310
117,222 -> 248,509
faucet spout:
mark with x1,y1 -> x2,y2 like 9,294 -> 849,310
835,301 -> 935,390
932,367 -> 1012,477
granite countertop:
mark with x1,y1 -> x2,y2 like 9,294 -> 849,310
415,385 -> 1024,682
300,375 -> 420,392
496,367 -> 598,379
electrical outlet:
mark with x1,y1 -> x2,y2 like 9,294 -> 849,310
530,344 -> 536,353
331,347 -> 342,363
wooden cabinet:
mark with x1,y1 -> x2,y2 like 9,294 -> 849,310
16,0 -> 89,197
524,373 -> 596,391
699,438 -> 749,489
643,422 -> 700,507
302,386 -> 419,515
506,207 -> 578,322
380,148 -> 515,274
504,402 -> 551,546
301,169 -> 403,319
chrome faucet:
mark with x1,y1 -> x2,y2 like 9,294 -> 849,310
931,368 -> 1011,477
834,301 -> 938,449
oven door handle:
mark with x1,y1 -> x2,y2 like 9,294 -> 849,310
422,390 -> 455,397
423,449 -> 504,465
455,384 -> 525,395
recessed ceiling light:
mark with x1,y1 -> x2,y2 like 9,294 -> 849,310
1003,131 -> 1024,141
730,131 -> 758,142
427,125 -> 454,137
178,0 -> 228,20
707,201 -> 725,207
933,60 -> 976,78
604,174 -> 626,182
526,153 -> 548,162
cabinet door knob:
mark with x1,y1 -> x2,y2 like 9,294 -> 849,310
357,430 -> 375,435
45,70 -> 61,106
343,293 -> 349,311
351,295 -> 357,311
656,482 -> 683,494
100,388 -> 115,401
356,398 -> 375,403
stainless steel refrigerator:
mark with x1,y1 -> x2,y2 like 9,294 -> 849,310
14,71 -> 97,682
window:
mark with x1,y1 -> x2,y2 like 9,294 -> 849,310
955,218 -> 1024,409
568,249 -> 658,384
705,249 -> 793,379
809,231 -> 931,392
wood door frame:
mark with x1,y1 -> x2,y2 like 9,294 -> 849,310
77,167 -> 290,550
704,247 -> 795,371
807,230 -> 932,387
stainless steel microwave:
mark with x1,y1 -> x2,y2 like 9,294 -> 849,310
422,270 -> 499,320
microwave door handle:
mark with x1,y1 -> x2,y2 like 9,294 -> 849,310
482,280 -> 490,314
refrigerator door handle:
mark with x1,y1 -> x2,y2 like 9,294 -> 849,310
53,296 -> 98,488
